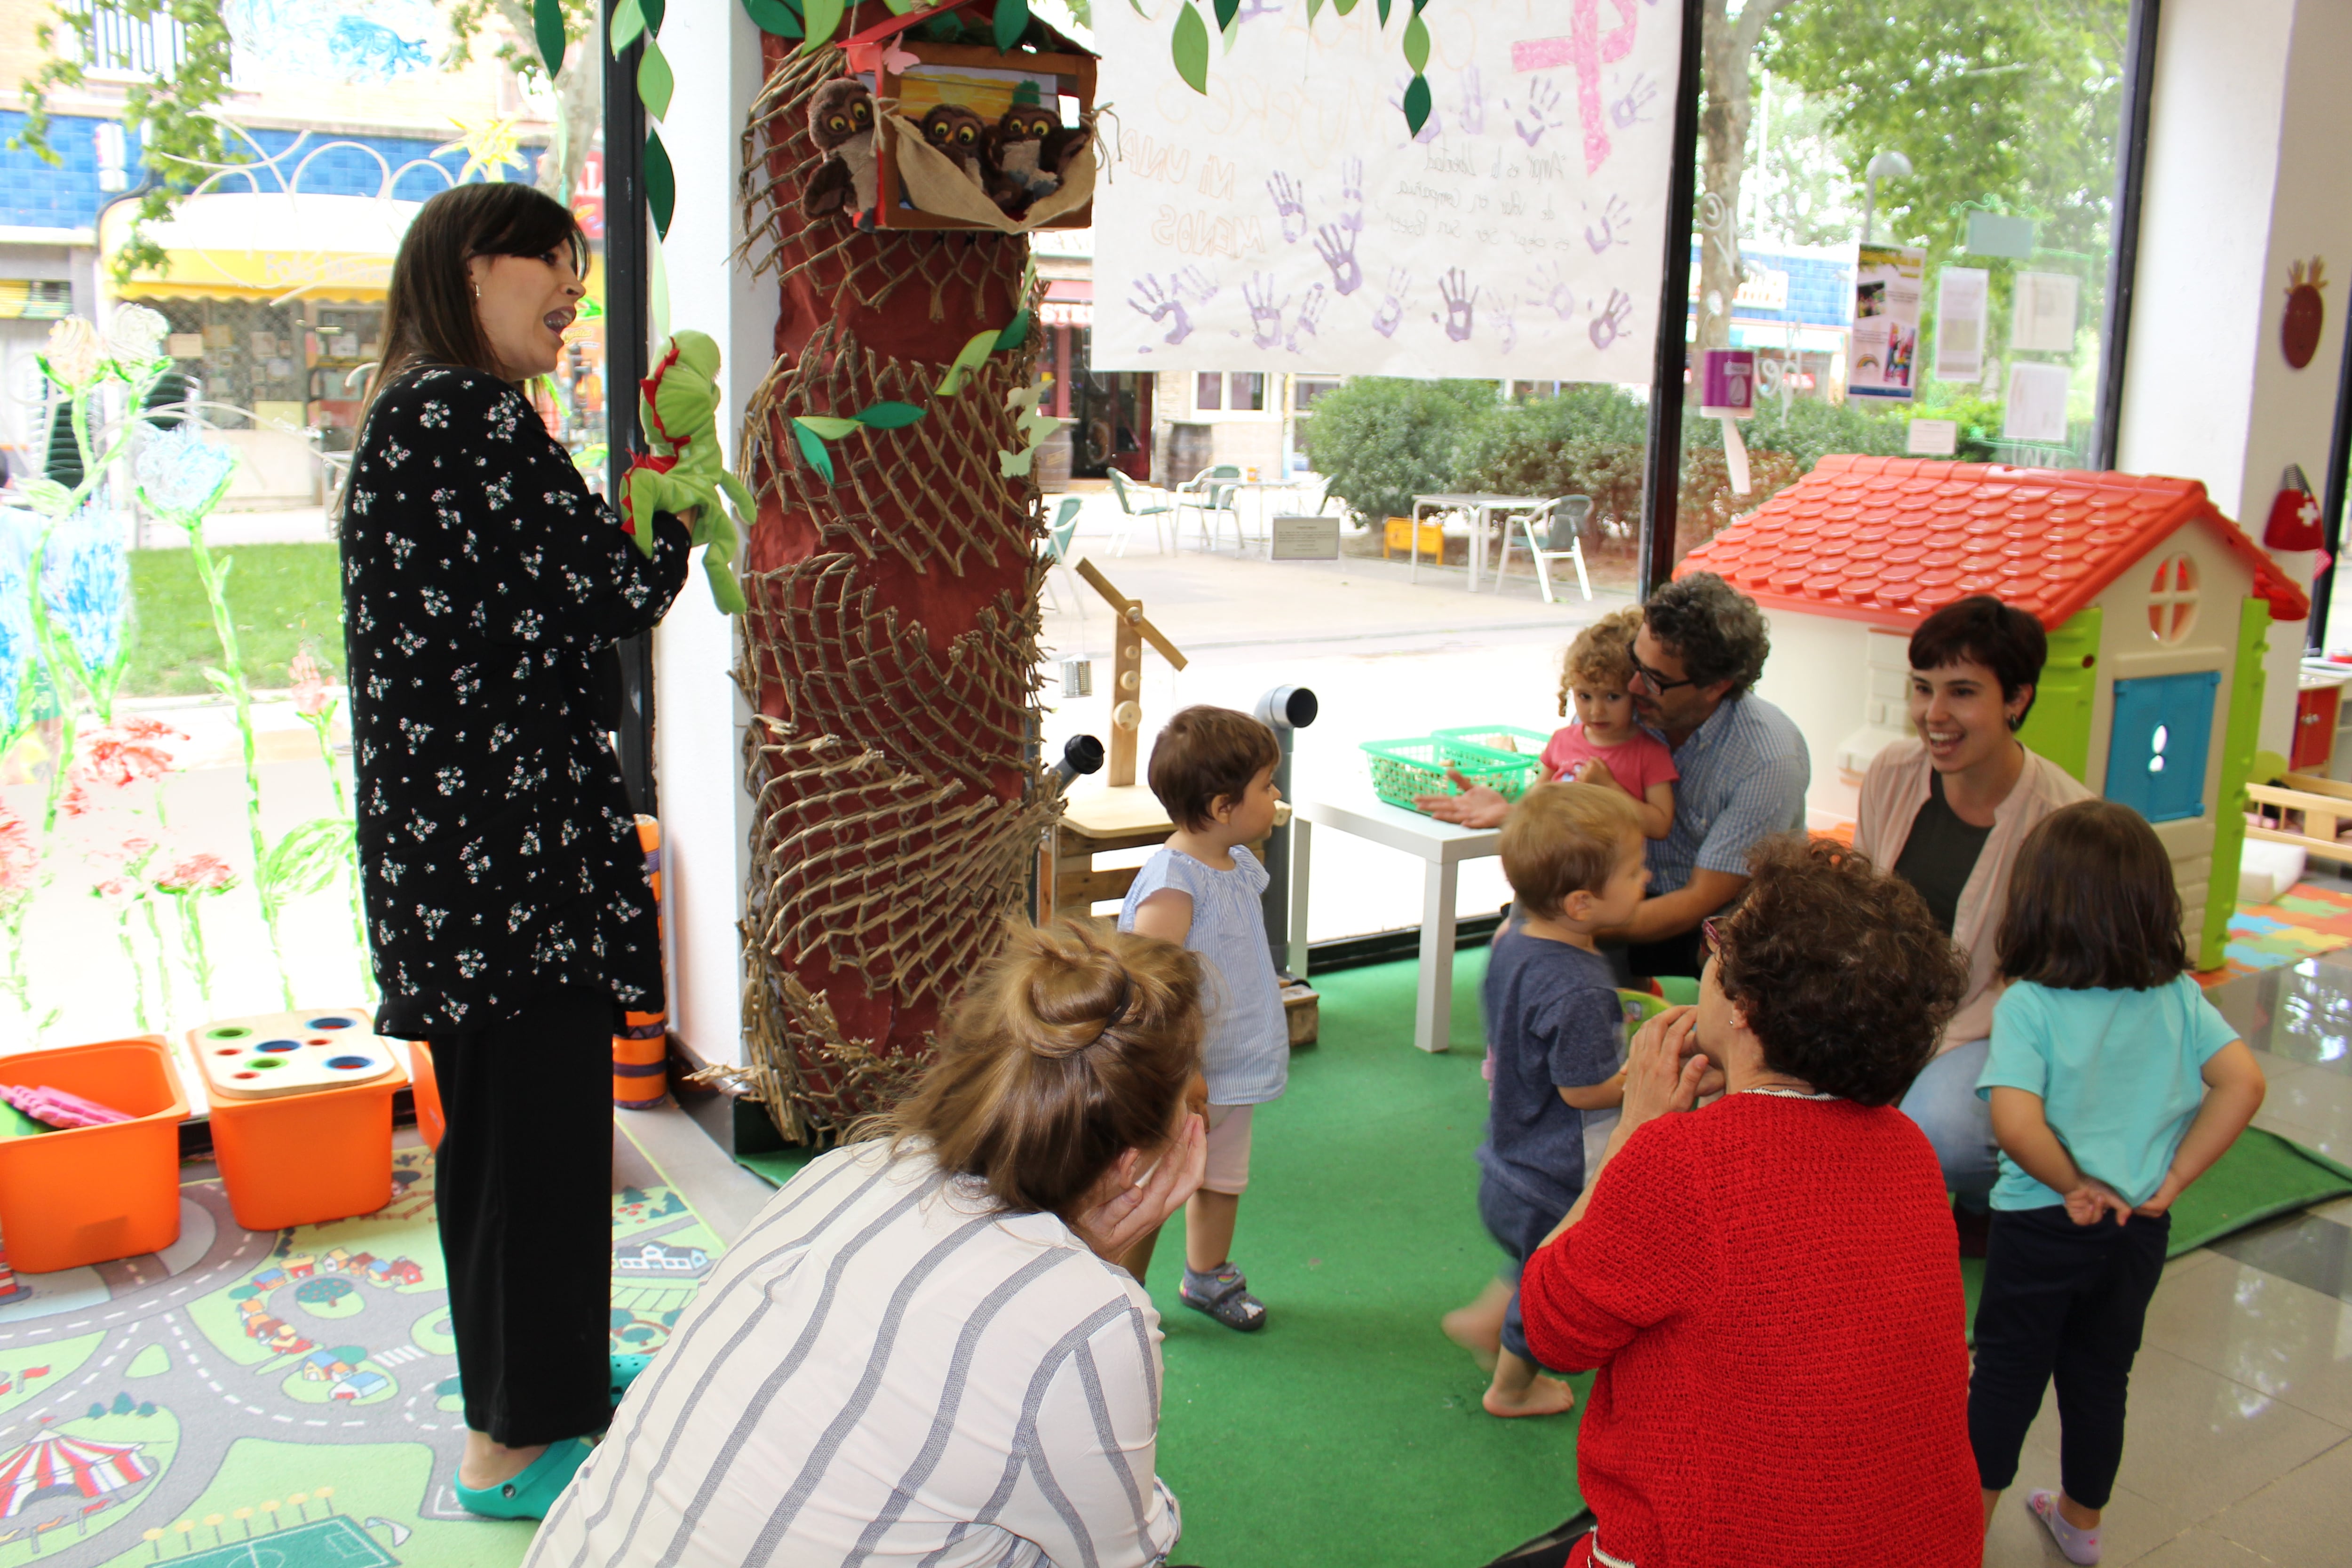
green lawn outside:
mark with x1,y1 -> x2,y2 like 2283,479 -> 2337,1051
124,541 -> 344,696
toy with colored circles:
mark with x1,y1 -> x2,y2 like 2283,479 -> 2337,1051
186,1009 -> 400,1101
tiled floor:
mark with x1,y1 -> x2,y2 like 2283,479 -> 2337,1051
1979,949 -> 2352,1565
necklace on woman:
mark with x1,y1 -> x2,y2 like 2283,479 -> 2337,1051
1734,1082 -> 1838,1101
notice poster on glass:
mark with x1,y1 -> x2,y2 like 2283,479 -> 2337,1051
2002,362 -> 2074,444
1850,244 -> 1925,400
1089,0 -> 1688,379
2011,271 -> 2081,354
1933,267 -> 1989,382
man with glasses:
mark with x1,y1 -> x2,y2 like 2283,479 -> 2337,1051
1419,572 -> 1810,980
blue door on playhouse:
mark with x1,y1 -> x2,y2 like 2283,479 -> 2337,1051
2106,672 -> 2221,823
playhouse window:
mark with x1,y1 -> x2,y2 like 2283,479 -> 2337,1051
2148,555 -> 2199,643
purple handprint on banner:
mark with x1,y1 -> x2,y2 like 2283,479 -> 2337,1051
1286,284 -> 1327,355
1530,262 -> 1576,322
1174,266 -> 1221,304
1244,273 -> 1290,351
1339,156 -> 1365,234
1495,295 -> 1520,356
1437,269 -> 1477,342
1129,274 -> 1194,346
1585,193 -> 1632,254
1372,269 -> 1412,339
1458,65 -> 1488,136
1267,170 -> 1308,245
1510,76 -> 1565,147
1510,0 -> 1641,175
1589,287 -> 1635,350
1312,223 -> 1363,295
1613,72 -> 1659,129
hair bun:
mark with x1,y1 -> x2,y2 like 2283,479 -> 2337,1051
1021,930 -> 1139,1060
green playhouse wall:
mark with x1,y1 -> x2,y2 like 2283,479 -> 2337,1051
2200,597 -> 2274,971
2018,608 -> 2104,783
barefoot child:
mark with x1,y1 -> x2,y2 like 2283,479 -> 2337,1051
1444,782 -> 1650,1417
1542,608 -> 1677,840
1119,706 -> 1289,1331
1971,800 -> 2266,1563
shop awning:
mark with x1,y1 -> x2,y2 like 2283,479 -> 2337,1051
101,192 -> 422,305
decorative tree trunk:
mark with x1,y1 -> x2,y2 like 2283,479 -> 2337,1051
1693,0 -> 1790,358
733,27 -> 1052,1140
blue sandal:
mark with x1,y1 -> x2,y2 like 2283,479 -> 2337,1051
610,1352 -> 652,1409
453,1436 -> 592,1520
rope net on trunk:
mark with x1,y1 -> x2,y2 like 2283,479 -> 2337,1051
730,41 -> 1056,1144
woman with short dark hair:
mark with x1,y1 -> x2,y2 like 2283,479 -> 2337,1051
1853,595 -> 2091,1244
1518,837 -> 1982,1567
341,180 -> 694,1513
527,920 -> 1208,1567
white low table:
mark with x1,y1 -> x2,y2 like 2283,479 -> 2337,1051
1296,797 -> 1503,1053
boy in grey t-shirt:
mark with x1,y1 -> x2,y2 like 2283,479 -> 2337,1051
1443,783 -> 1650,1418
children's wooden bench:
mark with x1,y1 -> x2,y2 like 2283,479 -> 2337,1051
2244,772 -> 2352,865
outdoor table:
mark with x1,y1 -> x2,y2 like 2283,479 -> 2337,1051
1409,493 -> 1547,591
1227,478 -> 1308,552
1296,796 -> 1502,1053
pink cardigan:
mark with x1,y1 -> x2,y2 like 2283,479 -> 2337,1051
1854,738 -> 2091,1054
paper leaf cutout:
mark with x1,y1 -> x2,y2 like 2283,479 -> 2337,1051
533,0 -> 566,79
638,37 -> 675,121
937,329 -> 1003,396
642,0 -> 667,32
795,415 -> 863,439
993,0 -> 1030,53
790,420 -> 836,482
742,0 -> 804,36
1376,0 -> 1391,23
1402,12 -> 1429,71
1171,2 -> 1210,94
802,0 -> 845,53
611,0 -> 645,52
993,309 -> 1032,352
1333,0 -> 1357,10
741,0 -> 801,30
853,401 -> 926,429
1402,73 -> 1431,135
1306,0 -> 1323,17
1212,0 -> 1239,29
644,128 -> 676,240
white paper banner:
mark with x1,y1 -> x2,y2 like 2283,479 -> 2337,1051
1090,0 -> 1687,380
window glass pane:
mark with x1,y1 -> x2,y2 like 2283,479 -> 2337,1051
1195,371 -> 1224,411
1231,371 -> 1265,412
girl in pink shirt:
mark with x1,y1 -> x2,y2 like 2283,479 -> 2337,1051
1541,609 -> 1677,839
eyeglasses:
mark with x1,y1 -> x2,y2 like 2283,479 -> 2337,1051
1629,653 -> 1698,694
1700,916 -> 1725,956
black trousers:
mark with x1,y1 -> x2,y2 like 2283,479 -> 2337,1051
1968,1203 -> 2169,1508
433,985 -> 617,1447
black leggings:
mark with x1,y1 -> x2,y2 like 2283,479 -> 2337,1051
432,985 -> 618,1447
1968,1203 -> 2169,1509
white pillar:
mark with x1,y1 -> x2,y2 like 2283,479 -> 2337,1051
2116,0 -> 2352,762
650,2 -> 773,1067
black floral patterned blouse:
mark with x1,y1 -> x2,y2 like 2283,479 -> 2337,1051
340,365 -> 689,1037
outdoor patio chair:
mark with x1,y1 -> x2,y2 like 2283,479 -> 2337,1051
1494,495 -> 1594,604
1175,464 -> 1246,552
1105,468 -> 1175,556
1040,496 -> 1085,613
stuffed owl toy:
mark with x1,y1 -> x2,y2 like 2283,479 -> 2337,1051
802,79 -> 878,223
919,104 -> 991,192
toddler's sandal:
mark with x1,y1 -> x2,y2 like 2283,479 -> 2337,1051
1180,1264 -> 1267,1332
2027,1490 -> 2102,1566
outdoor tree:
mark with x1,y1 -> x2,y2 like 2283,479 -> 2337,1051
444,0 -> 603,207
1693,0 -> 1795,355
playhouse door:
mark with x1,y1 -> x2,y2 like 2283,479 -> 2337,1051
2106,672 -> 2221,823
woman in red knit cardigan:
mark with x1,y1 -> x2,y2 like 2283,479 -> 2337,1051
1519,836 -> 1983,1568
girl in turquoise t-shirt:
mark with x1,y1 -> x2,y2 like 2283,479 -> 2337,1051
1969,800 -> 2266,1565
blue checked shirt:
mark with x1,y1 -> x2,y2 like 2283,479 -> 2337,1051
1644,693 -> 1811,895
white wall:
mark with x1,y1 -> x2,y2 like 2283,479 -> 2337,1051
650,4 -> 773,1067
2116,0 -> 2352,759
1750,609 -> 1872,824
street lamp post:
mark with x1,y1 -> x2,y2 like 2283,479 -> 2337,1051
1860,149 -> 1914,245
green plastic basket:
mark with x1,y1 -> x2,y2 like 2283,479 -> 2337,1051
1361,736 -> 1542,809
1432,724 -> 1555,767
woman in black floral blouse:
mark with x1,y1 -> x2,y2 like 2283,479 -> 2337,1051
341,182 -> 689,1517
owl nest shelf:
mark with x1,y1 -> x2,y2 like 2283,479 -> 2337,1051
805,21 -> 1098,235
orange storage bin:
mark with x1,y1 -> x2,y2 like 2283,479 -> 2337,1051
203,1051 -> 411,1232
0,1037 -> 189,1273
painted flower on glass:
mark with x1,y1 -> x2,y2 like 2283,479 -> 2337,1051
156,852 -> 237,894
42,318 -> 105,389
39,508 -> 128,676
136,425 -> 240,517
105,304 -> 170,366
0,556 -> 30,732
63,717 -> 184,814
0,811 -> 37,904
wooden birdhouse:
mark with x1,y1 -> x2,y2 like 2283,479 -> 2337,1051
1677,455 -> 2311,971
841,0 -> 1097,234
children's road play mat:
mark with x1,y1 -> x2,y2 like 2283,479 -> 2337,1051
0,1128 -> 718,1568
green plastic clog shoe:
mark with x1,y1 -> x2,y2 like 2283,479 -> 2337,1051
452,1436 -> 593,1520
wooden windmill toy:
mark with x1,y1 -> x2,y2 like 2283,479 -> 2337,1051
1075,558 -> 1188,786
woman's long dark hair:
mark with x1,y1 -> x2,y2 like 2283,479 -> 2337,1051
366,181 -> 587,407
1997,799 -> 2187,991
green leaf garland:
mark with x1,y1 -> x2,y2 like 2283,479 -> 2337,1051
644,128 -> 676,240
1402,72 -> 1430,135
741,0 -> 804,37
993,0 -> 1032,53
641,0 -> 666,32
610,0 -> 645,52
1212,0 -> 1239,30
1401,11 -> 1428,71
1172,2 -> 1210,93
533,0 -> 567,79
637,37 -> 675,121
802,0 -> 846,53
852,401 -> 927,429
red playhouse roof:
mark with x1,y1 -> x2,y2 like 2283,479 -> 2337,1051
1676,455 -> 2310,629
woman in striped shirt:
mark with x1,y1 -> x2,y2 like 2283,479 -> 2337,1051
527,920 -> 1208,1568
